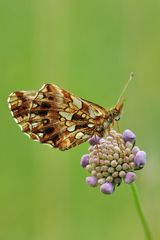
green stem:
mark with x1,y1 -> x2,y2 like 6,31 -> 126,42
131,183 -> 152,240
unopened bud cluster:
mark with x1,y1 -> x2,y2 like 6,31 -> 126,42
80,129 -> 146,195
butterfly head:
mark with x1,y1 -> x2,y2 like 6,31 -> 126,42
112,101 -> 124,121
105,101 -> 124,126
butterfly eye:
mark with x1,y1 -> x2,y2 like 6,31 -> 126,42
115,116 -> 120,121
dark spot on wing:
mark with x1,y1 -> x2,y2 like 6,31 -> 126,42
48,96 -> 54,100
76,123 -> 89,130
41,102 -> 51,108
36,110 -> 48,116
51,134 -> 60,145
72,113 -> 83,121
44,127 -> 54,134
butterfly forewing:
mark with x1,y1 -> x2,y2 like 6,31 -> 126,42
8,84 -> 107,150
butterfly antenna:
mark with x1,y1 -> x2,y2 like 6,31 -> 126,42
116,72 -> 134,105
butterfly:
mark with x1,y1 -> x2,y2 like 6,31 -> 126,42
8,83 -> 124,150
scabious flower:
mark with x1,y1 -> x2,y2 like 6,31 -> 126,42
80,129 -> 146,195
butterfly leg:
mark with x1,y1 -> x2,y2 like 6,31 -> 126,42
115,121 -> 120,132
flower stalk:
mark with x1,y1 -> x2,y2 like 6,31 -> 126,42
131,183 -> 152,240
80,128 -> 151,238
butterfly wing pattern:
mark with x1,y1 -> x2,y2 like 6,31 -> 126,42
8,84 -> 109,150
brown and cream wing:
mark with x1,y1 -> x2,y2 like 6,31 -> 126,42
8,83 -> 107,150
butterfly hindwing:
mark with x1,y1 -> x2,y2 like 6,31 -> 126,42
8,91 -> 39,140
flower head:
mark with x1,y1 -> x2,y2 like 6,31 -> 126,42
86,176 -> 97,187
124,172 -> 136,184
100,182 -> 114,194
80,154 -> 89,168
123,129 -> 136,143
88,135 -> 101,145
134,151 -> 146,169
81,129 -> 146,195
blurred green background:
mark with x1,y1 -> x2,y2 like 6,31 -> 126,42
1,0 -> 160,239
